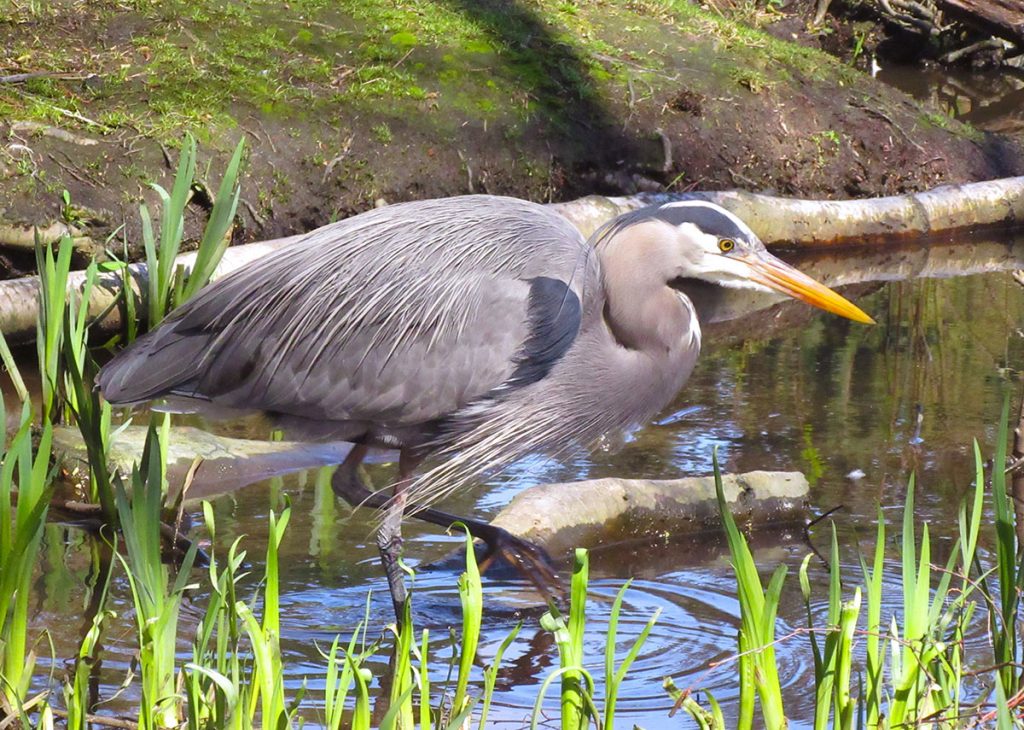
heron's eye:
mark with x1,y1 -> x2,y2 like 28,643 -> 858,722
718,238 -> 735,253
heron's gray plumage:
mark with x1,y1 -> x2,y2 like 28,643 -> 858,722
99,194 -> 870,514
99,196 -> 703,508
96,192 -> 877,613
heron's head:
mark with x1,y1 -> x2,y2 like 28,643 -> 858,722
598,200 -> 874,324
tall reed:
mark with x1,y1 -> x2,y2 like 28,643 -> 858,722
115,424 -> 199,729
0,401 -> 54,717
141,136 -> 244,330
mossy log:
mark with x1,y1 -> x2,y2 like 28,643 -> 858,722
1,177 -> 1022,343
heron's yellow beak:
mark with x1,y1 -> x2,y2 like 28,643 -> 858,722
738,252 -> 875,324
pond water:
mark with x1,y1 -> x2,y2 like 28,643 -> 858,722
876,62 -> 1024,138
23,230 -> 1024,728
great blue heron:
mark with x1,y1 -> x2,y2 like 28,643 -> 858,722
97,195 -> 872,613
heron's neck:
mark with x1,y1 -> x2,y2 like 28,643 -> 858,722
571,245 -> 701,437
598,244 -> 698,355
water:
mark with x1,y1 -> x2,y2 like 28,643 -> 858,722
875,63 -> 1024,138
24,230 -> 1024,727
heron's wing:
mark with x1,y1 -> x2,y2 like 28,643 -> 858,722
97,196 -> 593,428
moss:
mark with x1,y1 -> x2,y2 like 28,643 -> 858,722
919,111 -> 984,142
0,0 -> 886,159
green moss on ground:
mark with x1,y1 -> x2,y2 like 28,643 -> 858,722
0,0 -> 867,146
0,0 -> 1008,255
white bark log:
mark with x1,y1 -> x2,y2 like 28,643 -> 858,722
0,234 -> 303,344
552,176 -> 1024,243
491,471 -> 808,555
2,176 -> 1022,344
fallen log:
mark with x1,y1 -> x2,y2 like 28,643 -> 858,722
0,233 -> 303,344
552,176 -> 1024,242
933,0 -> 1024,48
52,423 -> 358,502
0,218 -> 97,255
490,471 -> 809,556
1,177 -> 1022,343
50,420 -> 807,555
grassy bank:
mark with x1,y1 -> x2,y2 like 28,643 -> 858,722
1,0 -> 1007,265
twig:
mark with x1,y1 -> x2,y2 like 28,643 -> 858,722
54,148 -> 105,185
321,134 -> 354,183
656,127 -> 672,174
392,47 -> 414,69
0,691 -> 48,730
0,71 -> 94,84
850,100 -> 928,154
49,708 -> 138,729
456,149 -> 474,194
47,153 -> 89,183
20,97 -> 110,131
241,197 -> 267,228
941,37 -> 1006,64
257,120 -> 277,154
158,142 -> 174,169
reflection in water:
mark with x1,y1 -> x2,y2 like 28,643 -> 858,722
24,233 -> 1024,728
876,63 -> 1024,137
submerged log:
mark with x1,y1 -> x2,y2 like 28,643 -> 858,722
52,423 -> 356,502
1,177 -> 1023,343
491,471 -> 809,555
51,421 -> 807,555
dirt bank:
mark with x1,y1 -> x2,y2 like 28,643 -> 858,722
1,0 -> 1021,276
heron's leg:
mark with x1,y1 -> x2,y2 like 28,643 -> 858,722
330,445 -> 409,619
330,449 -> 561,601
374,451 -> 420,620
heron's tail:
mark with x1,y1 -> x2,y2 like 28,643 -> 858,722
95,324 -> 213,404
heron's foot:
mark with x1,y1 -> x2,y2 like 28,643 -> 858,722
470,522 -> 564,604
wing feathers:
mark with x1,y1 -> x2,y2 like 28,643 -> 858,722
97,195 -> 595,430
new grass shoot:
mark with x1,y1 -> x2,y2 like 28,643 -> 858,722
677,406 -> 1020,728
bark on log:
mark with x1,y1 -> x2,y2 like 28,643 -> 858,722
0,233 -> 303,344
0,219 -> 97,254
552,176 -> 1024,243
491,471 -> 809,555
934,0 -> 1024,48
1,177 -> 1022,344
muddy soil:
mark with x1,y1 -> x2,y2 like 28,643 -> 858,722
1,1 -> 1021,278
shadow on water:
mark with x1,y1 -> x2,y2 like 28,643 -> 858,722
20,230 -> 1024,728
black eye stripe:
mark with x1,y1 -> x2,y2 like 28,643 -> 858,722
653,204 -> 749,241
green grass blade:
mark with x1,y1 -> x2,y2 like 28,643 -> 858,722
480,622 -> 522,729
182,137 -> 245,302
453,524 -> 482,715
0,327 -> 28,403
